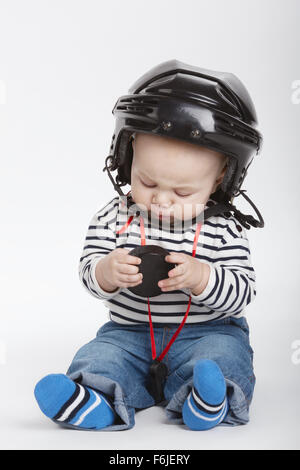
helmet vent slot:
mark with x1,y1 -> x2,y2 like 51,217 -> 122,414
215,117 -> 259,145
117,97 -> 159,115
216,86 -> 241,114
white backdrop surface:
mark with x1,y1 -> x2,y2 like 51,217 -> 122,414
0,0 -> 299,450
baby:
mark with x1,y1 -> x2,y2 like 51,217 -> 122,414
34,60 -> 263,431
99,132 -> 228,297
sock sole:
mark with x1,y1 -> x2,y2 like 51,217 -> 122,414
34,373 -> 116,430
182,359 -> 228,431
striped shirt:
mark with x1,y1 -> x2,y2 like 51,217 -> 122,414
78,195 -> 256,325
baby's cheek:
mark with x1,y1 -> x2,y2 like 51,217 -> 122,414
130,186 -> 151,211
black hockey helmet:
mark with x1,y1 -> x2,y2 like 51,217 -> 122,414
103,59 -> 264,230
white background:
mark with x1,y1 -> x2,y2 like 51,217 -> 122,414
0,0 -> 299,450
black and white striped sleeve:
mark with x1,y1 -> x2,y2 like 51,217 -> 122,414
78,197 -> 122,300
189,222 -> 256,316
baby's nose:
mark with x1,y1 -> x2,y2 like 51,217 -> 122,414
152,195 -> 172,208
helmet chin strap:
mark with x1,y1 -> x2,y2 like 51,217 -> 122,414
103,156 -> 126,197
205,189 -> 265,229
230,189 -> 265,229
103,155 -> 265,230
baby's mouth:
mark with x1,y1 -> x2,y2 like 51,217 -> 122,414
147,209 -> 175,225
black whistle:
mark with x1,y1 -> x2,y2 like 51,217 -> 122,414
146,358 -> 168,404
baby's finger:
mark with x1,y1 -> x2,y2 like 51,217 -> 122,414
159,276 -> 186,292
159,273 -> 186,289
167,263 -> 184,277
118,263 -> 140,275
118,272 -> 143,284
127,255 -> 142,265
120,250 -> 142,266
165,252 -> 186,264
117,278 -> 143,288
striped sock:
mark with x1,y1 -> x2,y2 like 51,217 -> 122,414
34,374 -> 116,430
182,359 -> 228,431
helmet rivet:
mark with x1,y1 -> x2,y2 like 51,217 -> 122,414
191,129 -> 201,138
162,121 -> 172,130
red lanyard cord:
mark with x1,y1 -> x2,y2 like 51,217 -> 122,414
147,295 -> 193,361
116,210 -> 202,363
142,216 -> 202,361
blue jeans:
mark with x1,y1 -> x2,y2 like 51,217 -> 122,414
66,316 -> 255,431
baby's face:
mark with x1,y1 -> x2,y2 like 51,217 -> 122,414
130,132 -> 227,224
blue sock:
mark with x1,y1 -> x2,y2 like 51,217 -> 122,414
182,359 -> 228,431
34,374 -> 116,430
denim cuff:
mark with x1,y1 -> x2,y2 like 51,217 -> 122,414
165,376 -> 250,426
66,371 -> 135,431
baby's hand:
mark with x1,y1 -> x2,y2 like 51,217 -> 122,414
158,252 -> 210,295
95,248 -> 143,291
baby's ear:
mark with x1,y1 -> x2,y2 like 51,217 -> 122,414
216,168 -> 226,185
212,165 -> 227,193
130,134 -> 135,150
218,157 -> 228,181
